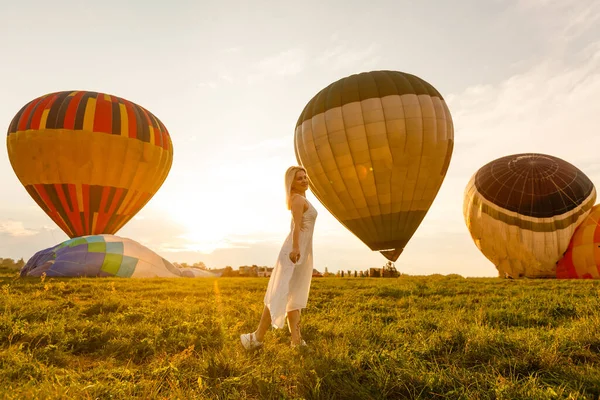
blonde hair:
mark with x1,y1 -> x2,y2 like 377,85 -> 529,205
285,166 -> 307,210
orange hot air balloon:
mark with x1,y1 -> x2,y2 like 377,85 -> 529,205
6,91 -> 173,238
556,205 -> 600,279
294,70 -> 454,261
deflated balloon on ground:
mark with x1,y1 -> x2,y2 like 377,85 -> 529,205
20,235 -> 218,278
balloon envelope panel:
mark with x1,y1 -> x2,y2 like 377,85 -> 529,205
463,153 -> 596,278
557,205 -> 600,279
294,70 -> 454,261
21,235 -> 184,278
6,91 -> 173,238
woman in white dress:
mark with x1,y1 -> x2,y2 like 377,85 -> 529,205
241,166 -> 318,349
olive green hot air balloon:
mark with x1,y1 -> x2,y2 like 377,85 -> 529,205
294,70 -> 454,261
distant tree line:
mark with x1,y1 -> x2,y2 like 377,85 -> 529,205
221,265 -> 272,277
172,262 -> 208,270
0,258 -> 25,270
175,262 -> 401,278
2,256 -> 401,278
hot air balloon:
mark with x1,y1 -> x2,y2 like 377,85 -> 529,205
556,205 -> 600,279
20,235 -> 218,278
6,91 -> 173,238
294,70 -> 454,261
463,153 -> 596,278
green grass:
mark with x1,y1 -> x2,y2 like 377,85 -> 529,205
1,266 -> 600,399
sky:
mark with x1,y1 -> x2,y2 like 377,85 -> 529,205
0,0 -> 599,277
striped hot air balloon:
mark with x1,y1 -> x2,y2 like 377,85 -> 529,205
463,153 -> 596,278
294,70 -> 454,261
6,91 -> 173,238
556,205 -> 600,279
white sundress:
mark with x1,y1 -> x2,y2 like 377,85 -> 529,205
263,197 -> 318,328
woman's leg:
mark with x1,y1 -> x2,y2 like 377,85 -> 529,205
254,306 -> 272,342
286,309 -> 302,345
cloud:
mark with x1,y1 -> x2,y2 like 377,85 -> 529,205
157,231 -> 286,255
256,48 -> 306,76
118,196 -> 291,260
247,48 -> 307,84
198,40 -> 383,89
316,41 -> 382,72
197,81 -> 218,89
239,136 -> 290,152
0,220 -> 38,237
446,39 -> 600,175
221,46 -> 241,54
197,74 -> 235,89
157,238 -> 248,254
197,48 -> 307,87
514,0 -> 600,45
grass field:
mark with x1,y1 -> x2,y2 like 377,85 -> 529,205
1,266 -> 600,399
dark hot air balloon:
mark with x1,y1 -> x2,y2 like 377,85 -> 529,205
294,70 -> 454,261
464,153 -> 595,278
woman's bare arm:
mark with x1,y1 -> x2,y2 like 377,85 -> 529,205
289,195 -> 306,263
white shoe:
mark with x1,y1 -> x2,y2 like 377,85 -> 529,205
240,332 -> 263,350
291,339 -> 307,348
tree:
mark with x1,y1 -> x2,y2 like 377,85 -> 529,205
249,265 -> 259,277
192,262 -> 207,270
0,258 -> 19,270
